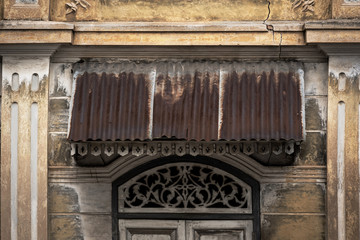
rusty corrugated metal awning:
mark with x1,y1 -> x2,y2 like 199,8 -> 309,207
69,61 -> 304,142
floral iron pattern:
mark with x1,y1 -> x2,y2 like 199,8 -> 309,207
118,163 -> 252,213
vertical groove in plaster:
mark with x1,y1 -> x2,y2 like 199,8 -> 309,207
218,67 -> 224,139
338,101 -> 346,240
339,73 -> 346,91
12,73 -> 19,92
148,68 -> 156,139
30,103 -> 38,240
10,102 -> 18,240
31,74 -> 39,92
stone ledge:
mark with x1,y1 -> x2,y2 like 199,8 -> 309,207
74,21 -> 304,32
0,20 -> 359,45
0,20 -> 74,30
305,20 -> 360,30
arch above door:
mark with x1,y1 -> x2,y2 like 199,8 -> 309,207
112,155 -> 260,240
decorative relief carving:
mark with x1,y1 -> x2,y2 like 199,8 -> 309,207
66,0 -> 91,15
292,0 -> 315,12
70,141 -> 298,166
118,163 -> 252,213
71,141 -> 295,157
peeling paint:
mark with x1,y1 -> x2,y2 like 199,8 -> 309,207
50,63 -> 73,97
2,57 -> 49,87
49,184 -> 80,213
329,56 -> 360,78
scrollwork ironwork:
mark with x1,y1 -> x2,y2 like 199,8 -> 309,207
118,163 -> 252,213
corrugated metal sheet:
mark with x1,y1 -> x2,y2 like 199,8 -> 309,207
69,72 -> 151,141
69,61 -> 303,142
152,62 -> 219,141
220,70 -> 303,141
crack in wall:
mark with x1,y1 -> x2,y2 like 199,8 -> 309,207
263,0 -> 271,23
262,0 -> 283,60
263,0 -> 274,41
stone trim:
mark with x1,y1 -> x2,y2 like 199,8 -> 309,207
0,20 -> 360,45
48,153 -> 326,184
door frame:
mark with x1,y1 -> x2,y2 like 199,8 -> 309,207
118,219 -> 254,240
112,155 -> 260,240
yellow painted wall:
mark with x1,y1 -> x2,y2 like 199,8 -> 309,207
51,0 -> 331,22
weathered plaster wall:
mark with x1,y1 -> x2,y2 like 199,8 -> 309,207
327,56 -> 360,240
261,62 -> 327,239
51,0 -> 331,22
332,0 -> 360,18
3,0 -> 49,20
49,63 -> 113,239
1,56 -> 49,240
48,58 -> 327,239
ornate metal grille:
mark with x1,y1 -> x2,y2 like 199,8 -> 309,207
118,163 -> 252,214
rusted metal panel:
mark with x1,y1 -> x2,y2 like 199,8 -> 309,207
69,72 -> 151,141
220,69 -> 303,141
153,62 -> 219,141
69,61 -> 303,142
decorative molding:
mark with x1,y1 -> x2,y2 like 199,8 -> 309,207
0,44 -> 61,57
50,45 -> 327,63
292,0 -> 315,13
48,152 -> 326,184
71,141 -> 297,166
319,44 -> 360,56
66,0 -> 91,15
118,163 -> 252,214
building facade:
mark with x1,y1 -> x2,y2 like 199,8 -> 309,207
0,0 -> 360,239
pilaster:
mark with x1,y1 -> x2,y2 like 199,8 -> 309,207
0,46 -> 56,239
322,45 -> 360,240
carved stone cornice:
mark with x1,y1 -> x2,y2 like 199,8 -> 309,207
305,20 -> 360,44
318,44 -> 360,56
0,44 -> 61,56
51,45 -> 327,63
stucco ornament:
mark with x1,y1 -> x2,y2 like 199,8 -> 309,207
65,0 -> 91,14
292,0 -> 315,12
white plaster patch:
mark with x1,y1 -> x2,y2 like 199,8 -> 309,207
10,103 -> 18,240
260,184 -> 279,212
298,68 -> 306,138
337,102 -> 346,240
2,57 -> 50,87
329,56 -> 360,78
49,63 -> 73,96
218,66 -> 225,139
304,63 -> 328,96
148,67 -> 156,139
30,103 -> 38,240
56,183 -> 112,213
